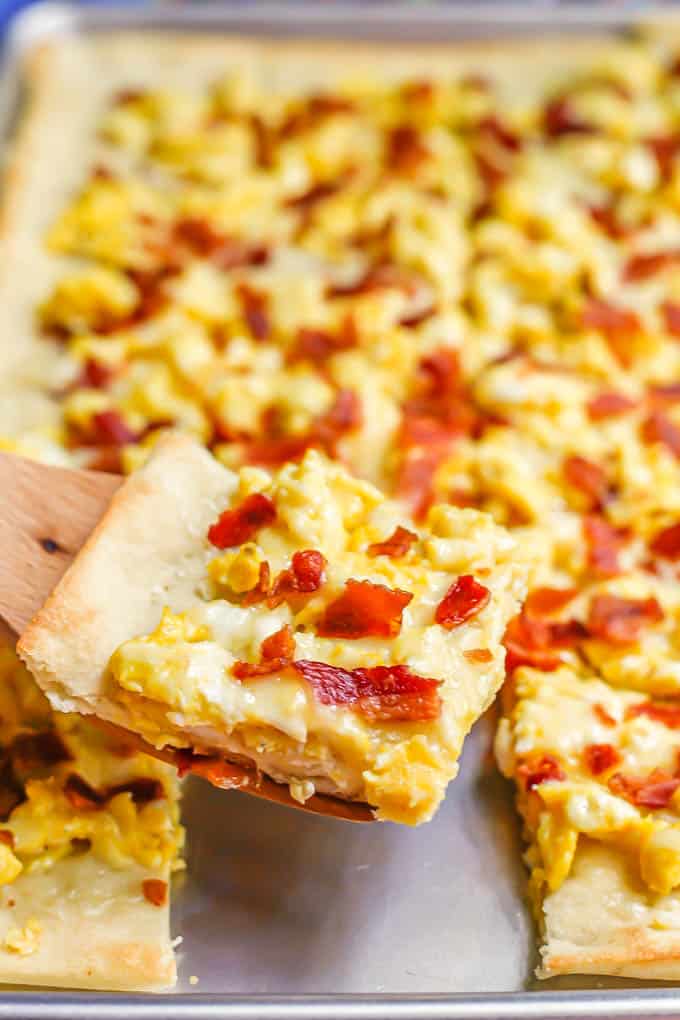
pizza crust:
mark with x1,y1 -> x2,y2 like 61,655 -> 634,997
540,839 -> 680,981
0,855 -> 174,991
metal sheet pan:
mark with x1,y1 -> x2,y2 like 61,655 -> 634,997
2,3 -> 680,1016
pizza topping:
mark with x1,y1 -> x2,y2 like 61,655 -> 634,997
288,317 -> 358,364
292,660 -> 441,722
623,250 -> 680,282
266,550 -> 327,608
650,521 -> 680,559
367,526 -> 418,559
641,410 -> 680,459
142,879 -> 168,907
518,753 -> 566,791
584,743 -> 621,775
387,124 -> 430,175
236,283 -> 270,342
581,299 -> 641,366
587,593 -> 664,645
435,575 -> 490,629
10,732 -> 72,775
586,391 -> 638,420
646,134 -> 680,180
317,579 -> 413,639
207,493 -> 277,549
609,769 -> 680,809
64,773 -> 164,810
503,612 -> 585,673
91,410 -> 138,446
625,700 -> 680,729
583,514 -> 629,577
544,97 -> 593,137
524,587 -> 578,616
464,647 -> 494,663
563,455 -> 610,509
662,300 -> 680,337
593,703 -> 617,727
244,388 -> 361,467
232,625 -> 296,679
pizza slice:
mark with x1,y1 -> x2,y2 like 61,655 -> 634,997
0,641 -> 182,990
496,663 -> 680,979
19,432 -> 532,825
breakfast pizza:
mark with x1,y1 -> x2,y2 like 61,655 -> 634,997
3,17 -> 680,987
18,432 -> 531,825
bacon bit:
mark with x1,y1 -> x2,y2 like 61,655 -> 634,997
524,587 -> 578,617
581,299 -> 642,367
173,218 -> 269,270
623,250 -> 680,282
517,753 -> 566,791
285,179 -> 344,211
587,593 -> 663,645
248,114 -> 275,169
587,203 -> 630,240
609,768 -> 680,809
108,778 -> 165,805
663,301 -> 680,338
244,388 -> 361,468
173,217 -> 224,255
91,410 -> 138,446
207,493 -> 276,549
10,732 -> 72,774
292,660 -> 441,722
587,391 -> 638,420
288,316 -> 358,364
317,579 -> 413,640
650,521 -> 680,560
564,455 -> 610,510
477,115 -> 522,153
367,526 -> 418,559
584,743 -> 621,776
594,703 -> 617,727
327,262 -> 423,300
0,831 -> 14,849
279,94 -> 355,137
396,442 -> 451,522
435,575 -> 490,630
236,284 -> 270,342
142,879 -> 168,907
642,410 -> 680,459
386,125 -> 430,175
265,549 -> 328,609
583,514 -> 629,578
113,88 -> 145,106
77,359 -> 116,390
399,304 -> 436,329
63,774 -> 104,810
241,561 -> 272,607
649,383 -> 680,406
625,700 -> 680,729
402,80 -> 434,103
544,96 -> 594,138
646,135 -> 680,181
464,648 -> 494,664
233,624 -> 296,679
503,612 -> 586,673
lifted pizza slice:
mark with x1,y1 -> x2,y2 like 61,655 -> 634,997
19,432 -> 532,825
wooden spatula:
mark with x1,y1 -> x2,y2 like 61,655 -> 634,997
0,451 -> 372,822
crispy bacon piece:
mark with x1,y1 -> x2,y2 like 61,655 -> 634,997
173,219 -> 269,270
648,383 -> 680,406
524,587 -> 578,617
641,410 -> 680,459
399,304 -> 436,329
317,579 -> 413,639
583,514 -> 629,577
594,703 -> 617,727
10,732 -> 72,774
327,262 -> 424,300
584,743 -> 621,776
503,612 -> 585,673
435,575 -> 490,630
650,520 -> 680,560
517,753 -> 566,791
624,250 -> 680,282
581,299 -> 642,367
207,493 -> 276,549
292,660 -> 441,722
173,217 -> 224,255
142,879 -> 168,907
587,593 -> 663,645
477,115 -> 522,153
587,391 -> 637,420
77,359 -> 116,391
663,301 -> 680,338
646,135 -> 680,181
91,410 -> 138,446
587,203 -> 630,240
244,388 -> 361,468
232,625 -> 296,679
0,831 -> 15,849
367,526 -> 418,559
285,179 -> 344,211
236,283 -> 270,342
464,648 -> 494,664
544,97 -> 594,138
625,700 -> 680,729
609,768 -> 680,809
265,550 -> 327,609
386,125 -> 430,175
279,94 -> 356,138
564,455 -> 610,509
64,773 -> 164,810
241,561 -> 272,607
288,316 -> 358,364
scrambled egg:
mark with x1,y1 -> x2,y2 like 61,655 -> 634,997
107,449 -> 531,824
0,647 -> 183,890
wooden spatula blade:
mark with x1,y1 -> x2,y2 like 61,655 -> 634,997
0,452 -> 121,635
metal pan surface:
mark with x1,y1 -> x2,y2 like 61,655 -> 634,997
1,4 -> 680,1017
